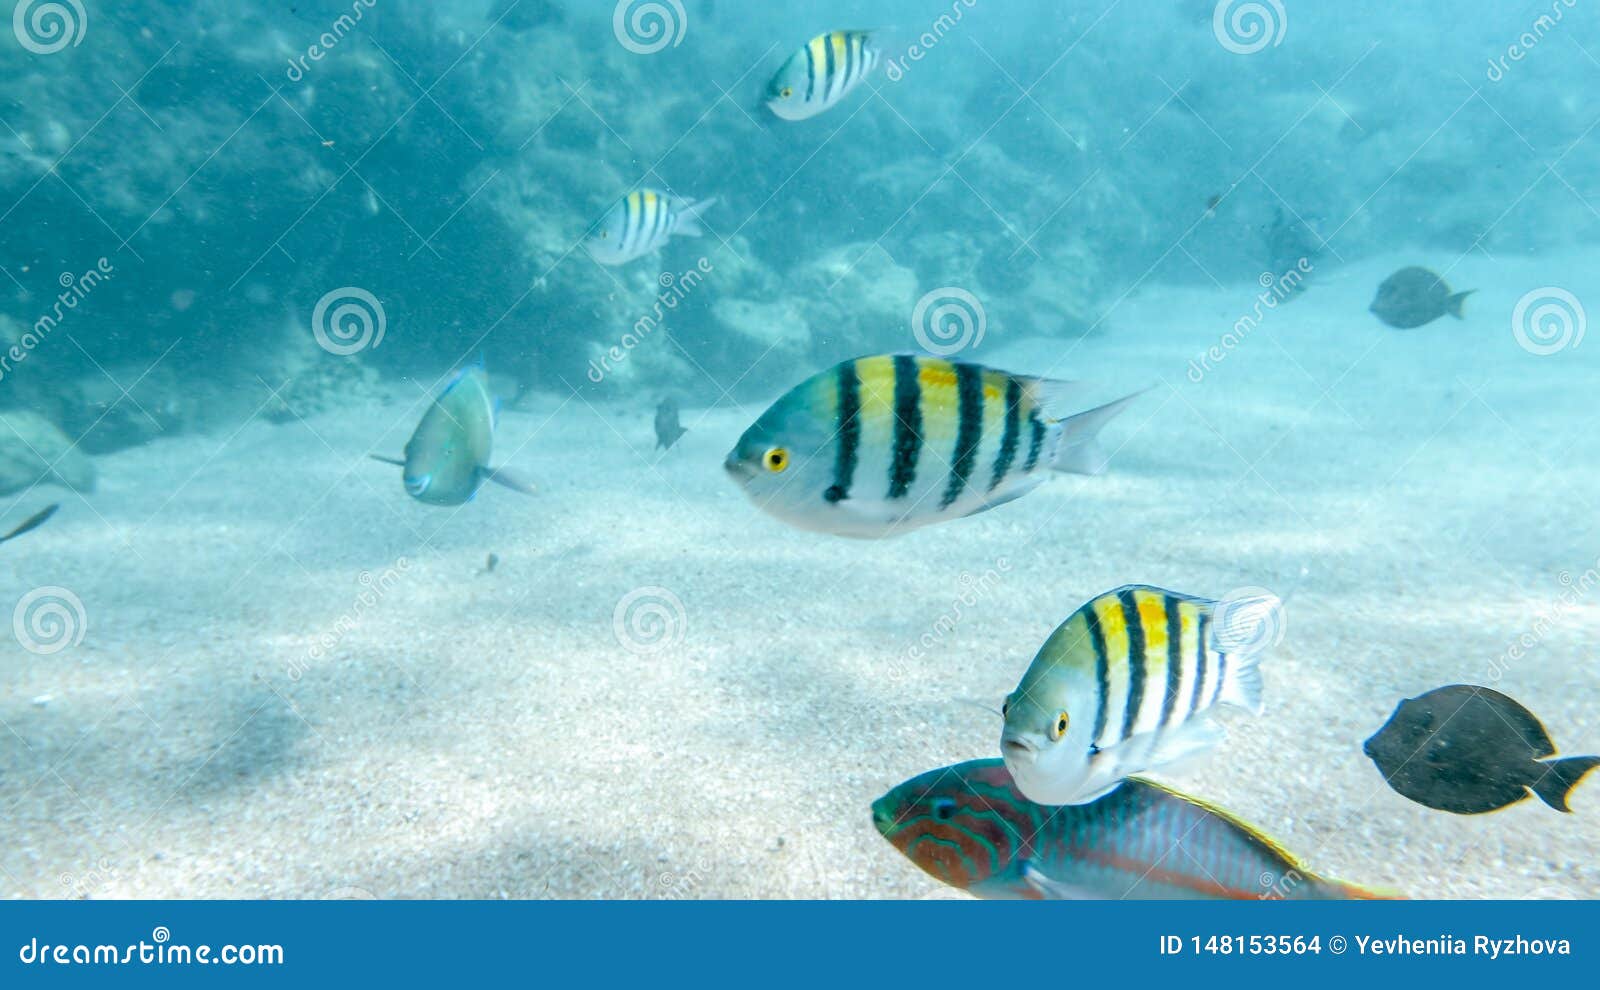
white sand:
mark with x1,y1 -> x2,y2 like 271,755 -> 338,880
3,252 -> 1598,899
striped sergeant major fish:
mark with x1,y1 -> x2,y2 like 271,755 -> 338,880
584,190 -> 716,267
873,759 -> 1399,900
766,30 -> 879,122
1001,585 -> 1277,806
723,354 -> 1142,539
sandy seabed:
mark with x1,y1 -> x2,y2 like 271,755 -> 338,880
3,252 -> 1597,900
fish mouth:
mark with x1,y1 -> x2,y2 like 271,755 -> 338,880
870,800 -> 898,837
722,453 -> 755,480
404,474 -> 432,497
1001,732 -> 1038,766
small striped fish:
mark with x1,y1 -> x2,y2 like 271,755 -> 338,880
766,30 -> 879,122
584,190 -> 716,267
873,759 -> 1398,900
1001,585 -> 1275,806
724,354 -> 1142,539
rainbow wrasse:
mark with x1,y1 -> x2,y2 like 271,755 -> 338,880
873,759 -> 1397,900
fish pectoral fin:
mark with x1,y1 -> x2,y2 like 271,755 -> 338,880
482,466 -> 538,497
1142,721 -> 1227,775
1021,861 -> 1094,900
370,454 -> 407,468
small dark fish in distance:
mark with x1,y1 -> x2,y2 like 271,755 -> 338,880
1364,684 -> 1599,815
0,504 -> 59,545
482,553 -> 500,575
1370,266 -> 1475,329
654,398 -> 688,451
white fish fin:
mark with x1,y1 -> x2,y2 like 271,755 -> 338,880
1049,388 -> 1149,476
670,197 -> 718,238
482,467 -> 538,497
1022,861 -> 1096,900
1208,591 -> 1278,715
370,454 -> 406,468
1135,720 -> 1227,775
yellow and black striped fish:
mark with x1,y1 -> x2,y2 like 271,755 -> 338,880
1000,585 -> 1276,806
766,31 -> 880,122
584,189 -> 716,267
723,354 -> 1142,538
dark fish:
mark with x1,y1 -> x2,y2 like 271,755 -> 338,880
873,759 -> 1397,900
483,553 -> 500,574
1369,267 -> 1475,329
1364,684 -> 1599,815
1265,206 -> 1319,286
654,398 -> 688,451
0,503 -> 59,545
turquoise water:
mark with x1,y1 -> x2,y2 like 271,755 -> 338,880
1,1 -> 1596,899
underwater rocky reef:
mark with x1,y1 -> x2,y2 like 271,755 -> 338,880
1,0 -> 1594,494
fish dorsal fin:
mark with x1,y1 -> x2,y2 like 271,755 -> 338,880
1136,776 -> 1314,877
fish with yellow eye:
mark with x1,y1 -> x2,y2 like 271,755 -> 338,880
1001,585 -> 1280,806
584,189 -> 716,267
766,30 -> 879,121
723,354 -> 1143,539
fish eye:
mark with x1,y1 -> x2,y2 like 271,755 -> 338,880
600,230 -> 610,239
931,798 -> 956,821
1049,711 -> 1070,741
762,447 -> 790,473
780,86 -> 793,99
1001,699 -> 1010,717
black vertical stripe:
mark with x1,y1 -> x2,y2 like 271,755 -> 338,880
1084,607 -> 1110,747
1117,590 -> 1146,740
1210,650 -> 1228,707
887,355 -> 922,499
989,378 -> 1022,491
1188,611 -> 1210,716
804,42 -> 818,102
823,34 -> 838,102
1023,411 -> 1047,472
622,195 -> 639,252
824,361 -> 860,504
841,33 -> 856,93
940,363 -> 985,509
1161,596 -> 1184,728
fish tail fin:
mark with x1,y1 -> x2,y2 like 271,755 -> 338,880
672,197 -> 718,237
1049,388 -> 1148,476
1208,590 -> 1282,716
1530,755 -> 1600,812
1447,289 -> 1475,319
